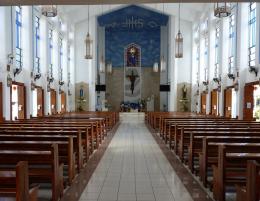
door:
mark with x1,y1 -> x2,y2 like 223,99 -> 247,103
243,84 -> 254,120
60,91 -> 66,113
50,89 -> 57,115
224,88 -> 232,118
201,93 -> 206,114
0,83 -> 2,122
36,87 -> 44,117
211,90 -> 218,116
17,84 -> 26,120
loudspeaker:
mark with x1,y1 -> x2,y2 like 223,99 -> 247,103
160,85 -> 170,92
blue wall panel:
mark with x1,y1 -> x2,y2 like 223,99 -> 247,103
105,29 -> 161,67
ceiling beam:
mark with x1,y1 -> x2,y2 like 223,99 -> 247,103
0,0 -> 249,6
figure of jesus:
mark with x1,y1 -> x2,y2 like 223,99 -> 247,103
127,70 -> 139,94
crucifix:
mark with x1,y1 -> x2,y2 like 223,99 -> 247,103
126,70 -> 139,94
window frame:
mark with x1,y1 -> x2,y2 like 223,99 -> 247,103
59,35 -> 63,81
48,28 -> 53,78
215,21 -> 220,77
15,6 -> 22,69
34,14 -> 40,73
248,2 -> 256,67
228,5 -> 237,73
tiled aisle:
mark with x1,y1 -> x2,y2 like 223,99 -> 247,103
79,113 -> 193,201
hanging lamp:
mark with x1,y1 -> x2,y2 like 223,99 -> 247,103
175,3 -> 183,58
153,62 -> 159,73
214,3 -> 231,18
106,4 -> 113,74
85,5 -> 93,59
160,3 -> 166,72
99,56 -> 105,73
160,56 -> 166,72
106,61 -> 112,74
41,5 -> 57,17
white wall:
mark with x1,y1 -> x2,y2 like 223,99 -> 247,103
192,3 -> 260,119
0,6 -> 75,120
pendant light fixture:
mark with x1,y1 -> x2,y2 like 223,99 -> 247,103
161,3 -> 166,72
153,62 -> 159,73
214,3 -> 231,18
106,4 -> 113,74
106,61 -> 112,74
175,3 -> 183,58
99,55 -> 105,73
85,5 -> 93,59
160,56 -> 166,72
41,5 -> 57,17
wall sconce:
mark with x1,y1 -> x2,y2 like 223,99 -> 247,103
249,66 -> 258,77
7,74 -> 12,87
202,80 -> 209,86
227,73 -> 235,81
14,67 -> 22,77
59,80 -> 65,86
47,76 -> 54,84
213,76 -> 221,84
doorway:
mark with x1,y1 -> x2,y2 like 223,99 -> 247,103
210,89 -> 218,116
224,87 -> 237,118
32,86 -> 44,117
201,93 -> 206,114
10,82 -> 26,120
60,91 -> 66,113
253,85 -> 260,121
50,89 -> 57,115
243,82 -> 260,121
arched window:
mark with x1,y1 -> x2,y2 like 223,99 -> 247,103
248,2 -> 256,67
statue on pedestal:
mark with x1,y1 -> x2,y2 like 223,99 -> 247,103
179,84 -> 189,112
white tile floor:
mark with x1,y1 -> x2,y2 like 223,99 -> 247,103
79,113 -> 194,201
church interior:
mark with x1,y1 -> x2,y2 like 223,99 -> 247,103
0,1 -> 260,201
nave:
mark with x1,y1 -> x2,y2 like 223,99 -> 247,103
79,113 -> 195,201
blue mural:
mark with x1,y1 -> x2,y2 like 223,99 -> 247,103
106,29 -> 160,67
98,5 -> 168,31
98,5 -> 169,67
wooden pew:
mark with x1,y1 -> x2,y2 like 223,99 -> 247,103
0,161 -> 39,201
177,127 -> 260,161
0,143 -> 62,201
213,144 -> 260,201
0,130 -> 84,173
0,139 -> 75,186
195,136 -> 260,186
236,160 -> 260,201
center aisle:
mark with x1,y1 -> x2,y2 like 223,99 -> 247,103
79,113 -> 193,201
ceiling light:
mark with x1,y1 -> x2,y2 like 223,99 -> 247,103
41,5 -> 57,17
214,3 -> 231,18
175,3 -> 183,58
